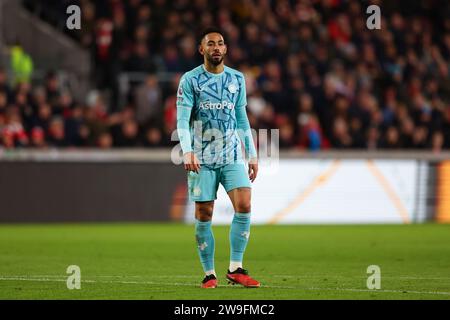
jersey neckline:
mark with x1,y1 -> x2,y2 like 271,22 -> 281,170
201,64 -> 225,77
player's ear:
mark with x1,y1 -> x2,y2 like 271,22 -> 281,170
198,44 -> 204,56
223,44 -> 227,55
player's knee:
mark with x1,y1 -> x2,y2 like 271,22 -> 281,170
197,212 -> 213,221
236,203 -> 251,213
196,203 -> 214,221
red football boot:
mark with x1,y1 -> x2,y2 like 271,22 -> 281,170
226,268 -> 261,288
201,274 -> 218,288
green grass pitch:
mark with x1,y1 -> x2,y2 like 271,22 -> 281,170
0,223 -> 449,300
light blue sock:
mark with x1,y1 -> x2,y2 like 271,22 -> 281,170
195,220 -> 215,274
229,213 -> 251,265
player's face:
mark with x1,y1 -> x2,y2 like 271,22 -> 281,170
199,33 -> 227,66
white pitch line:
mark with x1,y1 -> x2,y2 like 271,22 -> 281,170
0,276 -> 294,289
0,277 -> 201,287
1,276 -> 450,296
7,275 -> 201,279
306,287 -> 450,296
272,275 -> 450,280
9,274 -> 450,281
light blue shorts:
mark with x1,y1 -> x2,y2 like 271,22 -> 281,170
187,163 -> 251,202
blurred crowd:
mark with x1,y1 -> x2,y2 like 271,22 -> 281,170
2,0 -> 449,151
0,68 -> 176,148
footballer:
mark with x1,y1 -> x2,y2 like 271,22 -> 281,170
176,27 -> 260,288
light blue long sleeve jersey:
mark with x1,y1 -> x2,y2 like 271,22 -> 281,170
176,64 -> 257,169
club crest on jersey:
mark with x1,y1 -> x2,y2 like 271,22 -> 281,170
228,83 -> 238,94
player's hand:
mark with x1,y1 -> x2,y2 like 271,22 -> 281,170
248,158 -> 258,183
183,152 -> 201,174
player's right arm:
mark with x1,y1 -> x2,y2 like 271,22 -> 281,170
176,74 -> 201,173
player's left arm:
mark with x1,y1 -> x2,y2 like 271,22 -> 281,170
235,74 -> 258,182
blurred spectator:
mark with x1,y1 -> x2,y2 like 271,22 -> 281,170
331,117 -> 353,149
125,42 -> 156,73
412,126 -> 429,149
10,44 -> 34,85
2,108 -> 29,148
45,71 -> 61,107
97,131 -> 113,149
0,91 -> 8,116
431,131 -> 444,153
134,74 -> 162,126
0,68 -> 11,98
30,126 -> 47,148
47,117 -> 68,147
142,127 -> 163,148
65,105 -> 85,146
296,93 -> 323,150
32,103 -> 52,133
381,126 -> 401,149
366,126 -> 380,150
115,119 -> 140,147
299,115 -> 323,151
